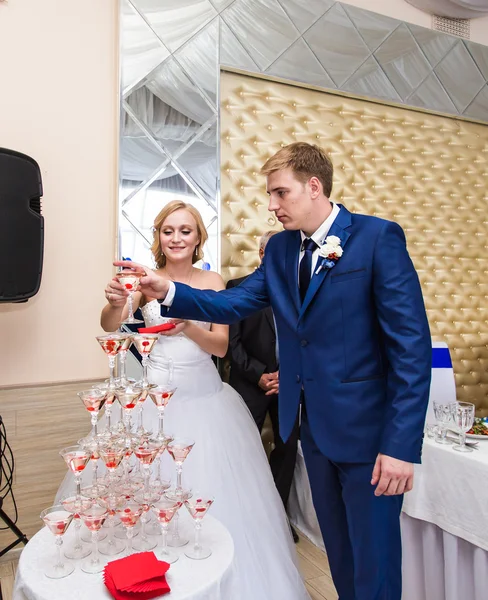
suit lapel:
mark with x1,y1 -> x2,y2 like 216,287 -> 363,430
298,206 -> 352,321
285,230 -> 301,313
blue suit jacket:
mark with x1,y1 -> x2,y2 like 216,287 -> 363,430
166,206 -> 431,464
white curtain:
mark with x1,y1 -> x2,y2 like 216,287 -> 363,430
121,88 -> 216,192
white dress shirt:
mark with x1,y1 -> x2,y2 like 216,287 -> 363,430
162,202 -> 341,307
299,202 -> 340,279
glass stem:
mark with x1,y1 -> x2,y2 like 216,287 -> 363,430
172,512 -> 180,540
128,292 -> 134,320
142,355 -> 149,387
194,520 -> 202,551
161,523 -> 168,553
106,405 -> 112,431
108,355 -> 116,387
74,517 -> 82,550
91,531 -> 100,565
75,474 -> 81,500
126,527 -> 134,554
123,409 -> 131,433
108,515 -> 115,545
55,537 -> 63,568
91,412 -> 98,437
460,431 -> 466,449
92,460 -> 98,487
143,465 -> 150,495
138,405 -> 143,431
158,409 -> 164,436
154,456 -> 161,485
119,350 -> 127,383
140,513 -> 148,542
176,464 -> 182,491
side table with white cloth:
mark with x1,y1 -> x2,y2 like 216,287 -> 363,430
13,515 -> 236,600
289,342 -> 488,598
402,436 -> 488,600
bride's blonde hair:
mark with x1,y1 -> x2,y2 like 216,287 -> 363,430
151,200 -> 208,269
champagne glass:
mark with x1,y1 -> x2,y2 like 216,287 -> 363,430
59,445 -> 90,502
80,504 -> 108,574
151,433 -> 174,495
114,269 -> 144,324
78,437 -> 107,497
116,501 -> 144,555
132,490 -> 161,552
78,389 -> 106,438
61,495 -> 92,560
114,384 -> 144,433
167,438 -> 195,493
91,383 -> 116,434
98,495 -> 126,556
96,334 -> 124,389
184,493 -> 214,560
132,334 -> 159,388
98,442 -> 126,494
116,333 -> 134,386
40,506 -> 74,578
165,487 -> 192,547
152,498 -> 182,563
135,384 -> 156,435
133,438 -> 163,498
451,401 -> 476,453
432,401 -> 455,445
149,386 -> 177,436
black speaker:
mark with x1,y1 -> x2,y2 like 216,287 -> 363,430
0,148 -> 43,303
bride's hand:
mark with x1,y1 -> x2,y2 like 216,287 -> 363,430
160,319 -> 188,336
105,278 -> 128,307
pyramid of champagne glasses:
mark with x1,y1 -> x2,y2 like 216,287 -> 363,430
39,330 -> 214,581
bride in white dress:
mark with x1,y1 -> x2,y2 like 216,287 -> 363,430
101,201 -> 310,600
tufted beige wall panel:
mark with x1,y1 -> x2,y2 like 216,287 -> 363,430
220,69 -> 488,414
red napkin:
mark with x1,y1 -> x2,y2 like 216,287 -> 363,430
137,323 -> 176,334
104,552 -> 171,600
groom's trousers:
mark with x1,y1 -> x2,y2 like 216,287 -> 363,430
300,402 -> 403,600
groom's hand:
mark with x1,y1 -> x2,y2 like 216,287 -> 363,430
113,260 -> 170,299
371,453 -> 414,497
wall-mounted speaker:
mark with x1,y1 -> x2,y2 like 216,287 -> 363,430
0,148 -> 43,303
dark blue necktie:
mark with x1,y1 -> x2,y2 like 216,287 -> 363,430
299,237 -> 317,303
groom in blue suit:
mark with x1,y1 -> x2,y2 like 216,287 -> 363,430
117,142 -> 431,599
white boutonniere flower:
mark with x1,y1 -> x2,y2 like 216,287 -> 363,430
316,235 -> 343,274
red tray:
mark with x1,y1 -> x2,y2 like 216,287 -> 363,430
137,323 -> 176,334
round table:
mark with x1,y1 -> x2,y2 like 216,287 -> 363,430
13,515 -> 236,600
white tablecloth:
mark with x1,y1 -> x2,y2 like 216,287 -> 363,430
403,435 -> 488,551
13,515 -> 236,600
402,512 -> 488,600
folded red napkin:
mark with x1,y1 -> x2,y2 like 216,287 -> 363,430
137,323 -> 176,334
104,552 -> 171,600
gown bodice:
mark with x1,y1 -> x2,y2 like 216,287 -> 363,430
140,300 -> 223,398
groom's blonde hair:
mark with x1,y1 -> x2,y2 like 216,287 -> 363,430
260,142 -> 334,198
151,200 -> 208,269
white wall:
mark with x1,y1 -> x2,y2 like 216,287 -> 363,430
342,0 -> 488,45
0,0 -> 118,386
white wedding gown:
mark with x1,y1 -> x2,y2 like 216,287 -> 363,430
56,300 -> 309,599
140,300 -> 309,600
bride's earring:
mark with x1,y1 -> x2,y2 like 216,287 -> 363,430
194,246 -> 198,257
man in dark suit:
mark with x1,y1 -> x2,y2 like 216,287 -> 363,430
226,232 -> 299,541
